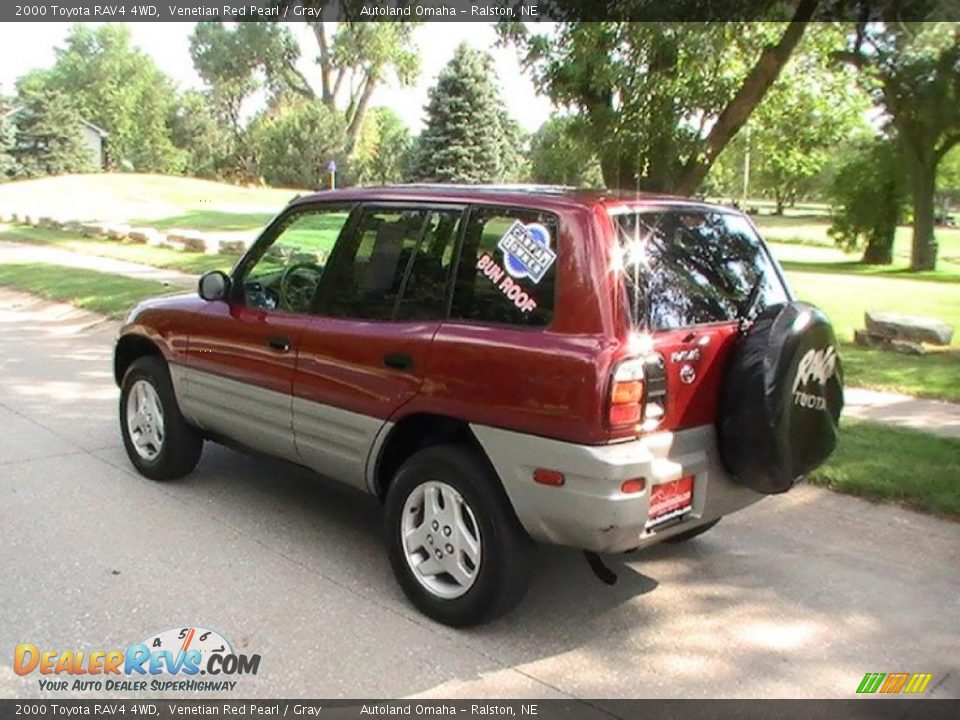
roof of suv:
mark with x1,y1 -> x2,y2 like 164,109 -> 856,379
288,184 -> 728,213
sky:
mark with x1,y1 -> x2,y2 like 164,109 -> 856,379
0,21 -> 557,133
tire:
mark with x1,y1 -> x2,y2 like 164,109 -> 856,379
120,355 -> 203,481
664,518 -> 720,543
384,444 -> 534,627
719,302 -> 844,494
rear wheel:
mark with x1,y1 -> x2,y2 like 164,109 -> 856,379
384,444 -> 533,626
120,356 -> 202,481
664,518 -> 720,543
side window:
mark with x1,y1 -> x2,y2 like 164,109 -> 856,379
451,207 -> 558,327
395,208 -> 463,321
240,206 -> 351,314
320,207 -> 428,320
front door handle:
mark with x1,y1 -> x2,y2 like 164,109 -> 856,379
267,335 -> 291,353
383,353 -> 414,371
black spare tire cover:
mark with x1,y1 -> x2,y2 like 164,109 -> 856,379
719,301 -> 844,494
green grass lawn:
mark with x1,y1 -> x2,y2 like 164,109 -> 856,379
0,225 -> 236,275
132,209 -> 275,232
0,173 -> 295,228
0,262 -> 176,318
810,419 -> 960,518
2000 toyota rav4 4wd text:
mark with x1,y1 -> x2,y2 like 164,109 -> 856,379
115,186 -> 844,626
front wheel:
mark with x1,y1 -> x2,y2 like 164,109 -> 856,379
384,444 -> 533,626
120,356 -> 203,481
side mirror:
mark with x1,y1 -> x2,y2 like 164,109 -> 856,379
198,270 -> 230,302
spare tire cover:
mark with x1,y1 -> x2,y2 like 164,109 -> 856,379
719,301 -> 844,494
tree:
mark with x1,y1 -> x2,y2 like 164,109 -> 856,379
827,138 -> 907,265
748,26 -> 869,213
168,90 -> 236,180
839,22 -> 960,270
500,1 -> 821,194
409,44 -> 518,184
9,89 -> 94,178
354,107 -> 411,185
528,116 -> 604,187
251,101 -> 348,188
0,92 -> 16,180
234,10 -> 421,155
39,24 -> 183,173
937,145 -> 960,222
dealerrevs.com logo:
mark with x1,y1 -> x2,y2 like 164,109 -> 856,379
14,626 -> 261,692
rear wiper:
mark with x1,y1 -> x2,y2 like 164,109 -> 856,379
737,275 -> 765,332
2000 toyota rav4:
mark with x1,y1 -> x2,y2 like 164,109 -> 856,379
115,186 -> 844,626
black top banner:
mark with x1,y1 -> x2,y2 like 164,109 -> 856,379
3,0 -> 959,22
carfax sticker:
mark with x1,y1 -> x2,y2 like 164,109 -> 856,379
497,220 -> 556,284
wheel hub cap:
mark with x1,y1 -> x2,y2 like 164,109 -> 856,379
126,379 -> 165,461
401,480 -> 482,599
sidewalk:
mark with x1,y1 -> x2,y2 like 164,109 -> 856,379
0,239 -> 197,288
843,387 -> 960,439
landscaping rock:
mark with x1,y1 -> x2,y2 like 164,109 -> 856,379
80,223 -> 104,237
218,239 -> 249,255
164,233 -> 187,251
181,233 -> 208,253
865,311 -> 954,347
106,224 -> 131,241
854,329 -> 925,355
38,216 -> 54,228
128,228 -> 161,245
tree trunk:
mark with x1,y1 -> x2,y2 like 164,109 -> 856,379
345,78 -> 377,157
862,240 -> 893,265
673,0 -> 819,196
910,161 -> 938,271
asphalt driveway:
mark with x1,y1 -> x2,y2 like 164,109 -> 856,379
0,288 -> 957,702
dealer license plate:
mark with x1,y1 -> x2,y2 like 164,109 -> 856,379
646,475 -> 694,528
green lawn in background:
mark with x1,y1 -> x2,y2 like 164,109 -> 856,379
131,209 -> 275,232
0,173 -> 296,225
0,226 -> 235,275
810,419 -> 960,518
0,262 -> 176,318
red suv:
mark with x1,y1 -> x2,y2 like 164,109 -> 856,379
115,186 -> 843,626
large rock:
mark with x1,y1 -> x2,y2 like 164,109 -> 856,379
865,311 -> 954,347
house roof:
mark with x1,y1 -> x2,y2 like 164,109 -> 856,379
1,106 -> 108,136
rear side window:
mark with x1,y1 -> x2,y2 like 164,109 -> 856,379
451,207 -> 559,327
613,210 -> 788,330
321,207 -> 428,320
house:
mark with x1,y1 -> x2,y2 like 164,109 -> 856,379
2,107 -> 108,171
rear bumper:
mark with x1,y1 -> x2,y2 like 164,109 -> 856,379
471,423 -> 764,553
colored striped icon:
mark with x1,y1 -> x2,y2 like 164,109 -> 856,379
857,672 -> 933,694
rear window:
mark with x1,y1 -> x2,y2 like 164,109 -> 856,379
613,209 -> 788,330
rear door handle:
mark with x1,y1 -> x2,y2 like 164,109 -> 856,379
267,335 -> 291,353
383,353 -> 414,371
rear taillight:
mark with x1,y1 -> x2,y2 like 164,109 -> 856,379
609,354 -> 667,431
609,358 -> 645,428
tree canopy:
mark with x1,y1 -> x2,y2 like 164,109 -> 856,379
499,1 -> 820,193
33,24 -> 183,173
839,21 -> 960,270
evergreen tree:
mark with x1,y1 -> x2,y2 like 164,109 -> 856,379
10,90 -> 93,178
411,44 -> 518,184
0,95 -> 16,180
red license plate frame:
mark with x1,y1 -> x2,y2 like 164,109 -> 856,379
646,475 -> 694,528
